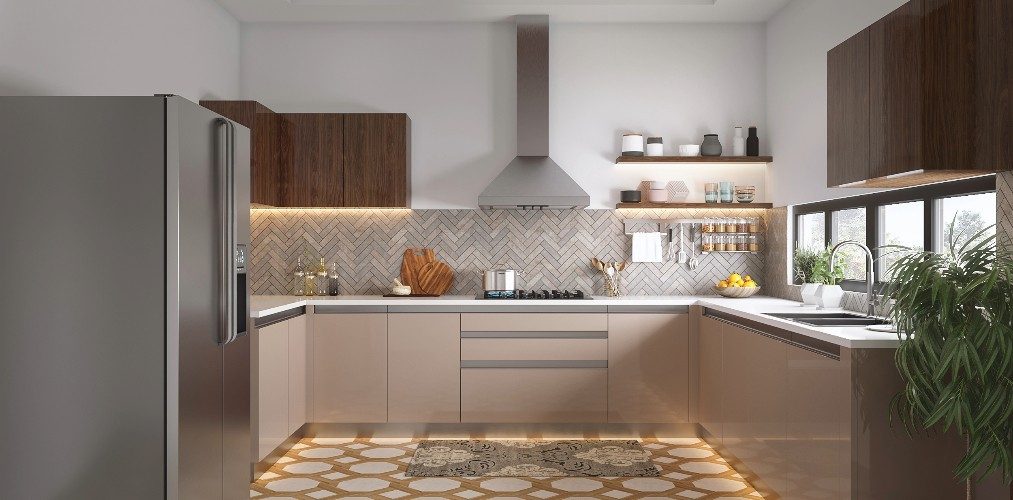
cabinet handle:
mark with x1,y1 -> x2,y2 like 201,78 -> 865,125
461,360 -> 607,369
460,331 -> 607,339
705,314 -> 840,361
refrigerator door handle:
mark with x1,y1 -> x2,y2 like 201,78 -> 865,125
217,118 -> 238,345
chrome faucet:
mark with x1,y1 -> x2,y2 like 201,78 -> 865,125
829,241 -> 878,317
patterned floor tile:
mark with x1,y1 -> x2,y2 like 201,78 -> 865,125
251,437 -> 763,499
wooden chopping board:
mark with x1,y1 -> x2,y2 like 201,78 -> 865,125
400,248 -> 453,295
416,261 -> 454,295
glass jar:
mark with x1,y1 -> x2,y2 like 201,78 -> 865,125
715,218 -> 727,233
713,235 -> 725,252
704,183 -> 719,204
327,262 -> 340,296
749,235 -> 760,252
702,234 -> 714,252
293,256 -> 306,296
737,235 -> 749,251
701,218 -> 713,233
748,217 -> 760,233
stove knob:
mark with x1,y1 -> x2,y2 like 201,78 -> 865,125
574,290 -> 585,299
562,290 -> 572,299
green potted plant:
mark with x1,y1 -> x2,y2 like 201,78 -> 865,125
794,246 -> 845,307
886,227 -> 1013,495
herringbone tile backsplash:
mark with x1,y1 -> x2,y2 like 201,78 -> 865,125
250,208 -> 768,296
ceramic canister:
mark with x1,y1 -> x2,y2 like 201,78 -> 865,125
701,134 -> 722,156
645,137 -> 664,156
622,134 -> 644,156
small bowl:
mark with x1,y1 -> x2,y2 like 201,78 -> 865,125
620,190 -> 642,203
648,189 -> 667,203
677,144 -> 700,157
735,193 -> 756,203
648,180 -> 666,189
714,286 -> 761,298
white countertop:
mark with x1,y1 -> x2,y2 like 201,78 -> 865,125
251,294 -> 903,349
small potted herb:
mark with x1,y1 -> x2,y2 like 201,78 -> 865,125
794,246 -> 845,307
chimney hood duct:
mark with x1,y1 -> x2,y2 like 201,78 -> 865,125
478,15 -> 590,210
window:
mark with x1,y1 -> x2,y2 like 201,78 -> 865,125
797,212 -> 826,251
936,192 -> 997,256
832,208 -> 867,280
879,201 -> 924,279
792,176 -> 996,289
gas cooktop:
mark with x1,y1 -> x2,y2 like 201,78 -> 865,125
479,289 -> 590,300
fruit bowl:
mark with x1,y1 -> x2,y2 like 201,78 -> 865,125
714,285 -> 761,298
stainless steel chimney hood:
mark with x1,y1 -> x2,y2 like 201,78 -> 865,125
478,15 -> 590,210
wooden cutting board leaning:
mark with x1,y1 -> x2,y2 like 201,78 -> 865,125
399,248 -> 454,295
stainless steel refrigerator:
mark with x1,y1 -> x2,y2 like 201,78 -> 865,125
0,96 -> 252,499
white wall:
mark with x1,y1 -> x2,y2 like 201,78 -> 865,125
0,0 -> 240,101
764,0 -> 906,207
241,22 -> 767,209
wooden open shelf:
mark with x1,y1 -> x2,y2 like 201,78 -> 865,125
616,155 -> 773,164
616,202 -> 773,209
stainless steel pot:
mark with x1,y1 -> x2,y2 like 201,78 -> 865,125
482,269 -> 521,291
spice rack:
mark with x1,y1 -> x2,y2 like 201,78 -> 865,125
700,217 -> 762,254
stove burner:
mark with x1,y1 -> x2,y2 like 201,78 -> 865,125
480,289 -> 589,300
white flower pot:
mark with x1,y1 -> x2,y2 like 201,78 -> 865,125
816,284 -> 844,309
800,283 -> 820,306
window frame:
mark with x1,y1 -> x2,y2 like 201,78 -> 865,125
793,175 -> 996,292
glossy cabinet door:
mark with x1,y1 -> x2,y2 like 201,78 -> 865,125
720,322 -> 788,499
257,320 -> 289,462
388,313 -> 461,423
607,313 -> 689,423
312,313 -> 388,422
786,345 -> 847,500
287,315 -> 308,435
827,28 -> 871,187
698,316 -> 724,441
461,368 -> 607,423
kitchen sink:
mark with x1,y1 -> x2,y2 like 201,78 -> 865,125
766,312 -> 889,327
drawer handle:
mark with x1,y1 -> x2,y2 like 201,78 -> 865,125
461,360 -> 607,369
461,331 -> 607,339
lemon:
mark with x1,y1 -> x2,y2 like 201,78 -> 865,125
728,273 -> 742,283
731,282 -> 742,288
743,281 -> 757,288
744,275 -> 752,282
717,281 -> 729,288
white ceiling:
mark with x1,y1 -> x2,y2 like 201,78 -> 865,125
216,0 -> 792,23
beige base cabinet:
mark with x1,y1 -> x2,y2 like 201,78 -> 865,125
388,313 -> 461,423
256,320 -> 289,462
698,316 -> 723,439
461,368 -> 607,423
607,313 -> 690,423
255,314 -> 309,462
312,313 -> 387,422
286,315 -> 308,434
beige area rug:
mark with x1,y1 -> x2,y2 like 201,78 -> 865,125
406,439 -> 659,477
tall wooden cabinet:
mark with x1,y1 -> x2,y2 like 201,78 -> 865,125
827,0 -> 1010,188
200,100 -> 411,207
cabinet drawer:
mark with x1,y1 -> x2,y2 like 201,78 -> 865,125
461,338 -> 607,361
461,313 -> 606,332
461,368 -> 607,423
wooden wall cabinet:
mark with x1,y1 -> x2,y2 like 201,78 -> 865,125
827,0 -> 1010,188
343,113 -> 411,208
312,313 -> 388,422
388,313 -> 460,423
201,101 -> 411,207
607,313 -> 690,423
